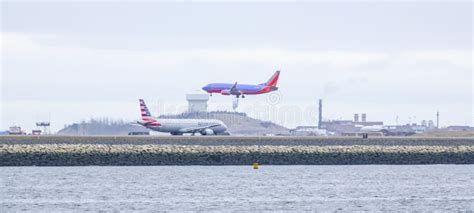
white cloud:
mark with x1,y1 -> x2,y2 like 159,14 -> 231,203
1,32 -> 473,129
3,32 -> 471,79
400,50 -> 472,68
2,32 -> 389,68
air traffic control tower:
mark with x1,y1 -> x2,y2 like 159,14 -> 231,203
186,91 -> 209,112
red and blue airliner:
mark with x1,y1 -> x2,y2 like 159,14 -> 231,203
202,70 -> 280,98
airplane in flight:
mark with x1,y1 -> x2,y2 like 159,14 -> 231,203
202,70 -> 280,98
135,99 -> 229,136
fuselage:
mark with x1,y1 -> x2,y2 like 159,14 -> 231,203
142,118 -> 228,134
202,70 -> 280,97
202,83 -> 277,95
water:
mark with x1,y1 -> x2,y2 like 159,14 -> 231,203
1,165 -> 473,211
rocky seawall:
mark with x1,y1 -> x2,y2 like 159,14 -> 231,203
1,136 -> 474,146
1,144 -> 473,166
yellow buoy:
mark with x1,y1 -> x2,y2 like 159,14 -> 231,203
252,162 -> 259,169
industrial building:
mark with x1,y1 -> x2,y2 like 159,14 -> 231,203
320,113 -> 384,135
290,99 -> 467,137
291,99 -> 384,136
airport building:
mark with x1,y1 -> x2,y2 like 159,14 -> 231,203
8,126 -> 25,135
186,92 -> 209,112
290,126 -> 327,136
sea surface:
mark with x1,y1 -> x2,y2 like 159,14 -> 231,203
1,165 -> 473,211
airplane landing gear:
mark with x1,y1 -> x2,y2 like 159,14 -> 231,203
170,132 -> 183,136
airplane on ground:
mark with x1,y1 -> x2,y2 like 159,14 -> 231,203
202,70 -> 280,98
135,99 -> 229,136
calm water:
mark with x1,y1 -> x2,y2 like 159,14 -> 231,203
1,165 -> 473,211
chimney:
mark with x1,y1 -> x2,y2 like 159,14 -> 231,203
318,99 -> 322,128
354,114 -> 359,122
436,111 -> 439,128
361,113 -> 367,122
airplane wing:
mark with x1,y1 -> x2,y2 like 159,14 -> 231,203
229,82 -> 238,92
177,124 -> 221,133
229,82 -> 242,96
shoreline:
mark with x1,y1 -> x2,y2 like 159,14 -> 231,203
1,144 -> 473,166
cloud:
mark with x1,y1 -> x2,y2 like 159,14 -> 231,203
3,32 -> 471,78
2,32 -> 389,68
400,50 -> 472,68
3,32 -> 471,101
1,32 -> 472,129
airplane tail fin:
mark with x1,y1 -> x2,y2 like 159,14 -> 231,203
139,99 -> 155,121
264,70 -> 280,87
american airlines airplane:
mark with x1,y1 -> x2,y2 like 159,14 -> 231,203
202,70 -> 280,98
136,99 -> 229,136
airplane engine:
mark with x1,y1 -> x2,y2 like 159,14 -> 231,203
201,128 -> 214,135
221,90 -> 231,95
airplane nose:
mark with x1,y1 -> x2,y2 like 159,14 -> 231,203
202,85 -> 209,91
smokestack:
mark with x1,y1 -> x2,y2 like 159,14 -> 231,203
318,99 -> 322,128
361,113 -> 367,122
354,114 -> 359,122
436,111 -> 439,128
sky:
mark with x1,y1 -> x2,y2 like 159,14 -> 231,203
1,1 -> 473,132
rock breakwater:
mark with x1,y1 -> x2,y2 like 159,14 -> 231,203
1,144 -> 472,166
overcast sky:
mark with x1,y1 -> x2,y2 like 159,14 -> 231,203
1,1 -> 472,131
